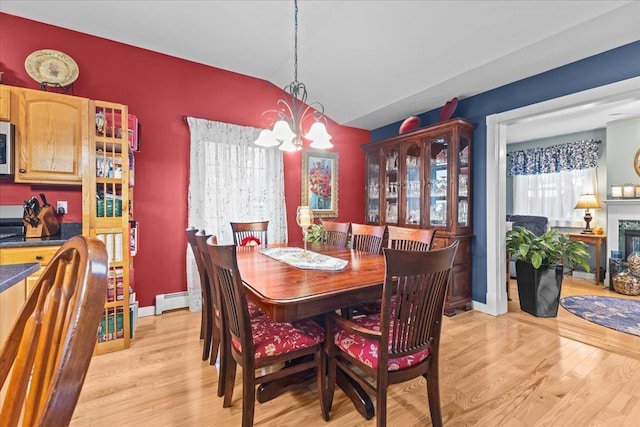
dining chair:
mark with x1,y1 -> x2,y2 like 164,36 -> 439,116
355,226 -> 438,316
230,221 -> 269,247
186,227 -> 214,361
206,243 -> 329,426
350,223 -> 385,254
387,225 -> 436,251
321,220 -> 350,247
0,235 -> 108,427
325,242 -> 459,427
196,231 -> 266,374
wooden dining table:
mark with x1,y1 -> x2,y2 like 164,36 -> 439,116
236,241 -> 386,419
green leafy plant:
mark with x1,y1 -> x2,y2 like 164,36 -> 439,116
506,227 -> 590,271
305,223 -> 323,243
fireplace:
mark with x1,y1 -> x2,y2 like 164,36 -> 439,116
604,199 -> 640,286
624,229 -> 640,258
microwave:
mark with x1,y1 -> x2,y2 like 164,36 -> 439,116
0,121 -> 15,175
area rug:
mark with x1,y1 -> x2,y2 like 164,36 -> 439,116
560,295 -> 640,337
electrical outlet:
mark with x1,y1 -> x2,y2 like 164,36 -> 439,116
57,201 -> 68,215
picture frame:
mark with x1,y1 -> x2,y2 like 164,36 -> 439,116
301,150 -> 339,218
635,147 -> 640,177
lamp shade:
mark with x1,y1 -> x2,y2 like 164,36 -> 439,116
254,129 -> 280,147
574,194 -> 601,209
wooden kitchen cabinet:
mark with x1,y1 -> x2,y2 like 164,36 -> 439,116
13,86 -> 88,184
362,118 -> 474,315
0,85 -> 11,121
0,245 -> 60,294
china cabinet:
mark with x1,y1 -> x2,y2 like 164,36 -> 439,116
12,86 -> 87,184
362,118 -> 474,315
82,100 -> 133,354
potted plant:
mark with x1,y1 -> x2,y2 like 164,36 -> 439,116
304,223 -> 323,243
506,227 -> 590,317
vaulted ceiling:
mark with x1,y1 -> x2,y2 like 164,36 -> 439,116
2,0 -> 639,140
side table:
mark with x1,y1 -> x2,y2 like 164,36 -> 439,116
568,233 -> 606,285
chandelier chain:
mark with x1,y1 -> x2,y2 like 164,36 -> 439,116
294,0 -> 298,84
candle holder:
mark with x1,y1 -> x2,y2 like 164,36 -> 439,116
296,205 -> 314,256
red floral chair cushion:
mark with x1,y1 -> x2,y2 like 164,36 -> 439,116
246,299 -> 264,318
232,317 -> 324,359
333,313 -> 430,371
241,236 -> 261,246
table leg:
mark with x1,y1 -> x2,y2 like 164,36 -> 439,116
255,361 -> 375,420
595,240 -> 601,285
256,368 -> 314,403
336,368 -> 375,420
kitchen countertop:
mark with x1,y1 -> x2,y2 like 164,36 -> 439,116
0,223 -> 82,249
0,262 -> 40,293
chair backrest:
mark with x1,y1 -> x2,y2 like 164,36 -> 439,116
186,227 -> 208,292
230,221 -> 269,246
350,223 -> 385,254
321,220 -> 350,247
206,243 -> 254,361
194,232 -> 221,317
379,242 -> 458,364
0,235 -> 108,427
387,226 -> 435,251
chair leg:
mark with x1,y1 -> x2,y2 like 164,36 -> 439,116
242,371 -> 256,427
202,316 -> 212,361
210,322 -> 220,366
200,288 -> 207,339
425,362 -> 443,427
217,326 -> 227,397
317,349 -> 329,421
376,376 -> 387,427
325,324 -> 336,413
223,357 -> 236,408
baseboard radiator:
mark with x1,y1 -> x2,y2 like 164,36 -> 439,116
155,291 -> 189,315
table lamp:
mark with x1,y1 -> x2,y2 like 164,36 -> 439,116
574,193 -> 600,234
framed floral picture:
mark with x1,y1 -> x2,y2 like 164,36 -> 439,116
302,150 -> 339,218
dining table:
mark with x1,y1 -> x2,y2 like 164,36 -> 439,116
236,241 -> 386,420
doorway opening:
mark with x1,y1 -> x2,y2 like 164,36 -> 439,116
484,76 -> 640,316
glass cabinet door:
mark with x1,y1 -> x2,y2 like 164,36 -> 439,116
384,147 -> 399,225
404,143 -> 421,225
428,136 -> 449,228
457,136 -> 470,227
366,152 -> 380,223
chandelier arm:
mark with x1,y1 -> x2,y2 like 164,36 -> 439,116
254,0 -> 331,150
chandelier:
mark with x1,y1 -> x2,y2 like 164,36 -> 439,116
254,0 -> 332,152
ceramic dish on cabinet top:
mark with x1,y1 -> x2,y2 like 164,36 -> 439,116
25,49 -> 79,87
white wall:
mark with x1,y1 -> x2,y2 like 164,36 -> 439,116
606,118 -> 640,195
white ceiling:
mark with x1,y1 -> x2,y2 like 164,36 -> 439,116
2,0 -> 639,141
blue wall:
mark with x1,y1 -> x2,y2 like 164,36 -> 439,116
370,40 -> 640,303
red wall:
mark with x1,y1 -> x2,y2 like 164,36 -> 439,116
0,13 -> 369,308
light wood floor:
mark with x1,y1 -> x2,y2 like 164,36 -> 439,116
71,276 -> 640,426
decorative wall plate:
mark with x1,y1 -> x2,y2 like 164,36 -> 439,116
25,49 -> 79,87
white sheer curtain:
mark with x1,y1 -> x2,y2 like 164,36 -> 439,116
186,117 -> 287,311
513,167 -> 598,227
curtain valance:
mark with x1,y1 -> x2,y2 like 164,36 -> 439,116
509,139 -> 600,176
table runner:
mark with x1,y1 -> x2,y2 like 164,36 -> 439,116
259,247 -> 348,271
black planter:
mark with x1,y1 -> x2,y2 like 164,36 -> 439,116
515,260 -> 564,317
